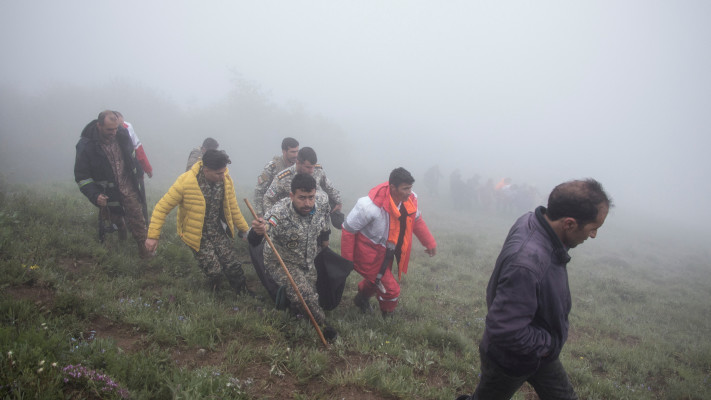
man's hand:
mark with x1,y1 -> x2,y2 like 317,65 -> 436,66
251,217 -> 266,236
331,203 -> 343,213
147,171 -> 153,178
96,194 -> 108,207
321,240 -> 330,249
145,238 -> 159,253
425,247 -> 437,257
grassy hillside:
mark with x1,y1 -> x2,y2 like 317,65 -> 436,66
1,182 -> 709,399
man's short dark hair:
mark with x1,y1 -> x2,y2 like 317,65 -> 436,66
291,173 -> 317,194
281,137 -> 299,151
97,110 -> 117,125
297,147 -> 318,164
547,179 -> 613,225
389,167 -> 415,187
202,138 -> 219,151
202,149 -> 231,170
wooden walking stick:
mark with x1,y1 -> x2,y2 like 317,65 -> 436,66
243,198 -> 329,348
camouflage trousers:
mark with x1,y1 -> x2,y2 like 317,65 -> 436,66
264,260 -> 325,325
105,191 -> 147,254
192,232 -> 246,293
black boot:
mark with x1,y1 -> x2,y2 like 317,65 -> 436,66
353,291 -> 372,313
224,264 -> 247,295
118,227 -> 128,241
207,276 -> 223,292
228,280 -> 252,296
323,325 -> 338,342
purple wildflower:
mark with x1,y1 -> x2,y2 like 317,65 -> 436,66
62,364 -> 129,399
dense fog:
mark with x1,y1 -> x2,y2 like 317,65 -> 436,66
1,1 -> 710,235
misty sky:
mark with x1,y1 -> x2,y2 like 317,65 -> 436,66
2,1 -> 710,230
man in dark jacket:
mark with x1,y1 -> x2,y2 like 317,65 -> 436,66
460,179 -> 612,400
74,110 -> 149,257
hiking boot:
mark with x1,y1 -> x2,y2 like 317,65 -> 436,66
353,291 -> 372,313
226,277 -> 248,295
207,277 -> 223,292
381,310 -> 395,319
225,265 -> 247,294
118,227 -> 128,241
323,325 -> 338,342
236,285 -> 256,298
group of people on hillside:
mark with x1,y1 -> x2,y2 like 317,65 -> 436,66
74,110 -> 612,400
424,165 -> 542,216
73,111 -> 438,332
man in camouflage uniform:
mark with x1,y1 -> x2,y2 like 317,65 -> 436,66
262,147 -> 342,219
146,150 -> 251,293
254,137 -> 299,216
250,173 -> 336,338
186,137 -> 219,171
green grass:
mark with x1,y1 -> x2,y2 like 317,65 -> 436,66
1,182 -> 710,399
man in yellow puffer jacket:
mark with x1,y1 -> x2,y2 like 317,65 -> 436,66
145,150 -> 251,293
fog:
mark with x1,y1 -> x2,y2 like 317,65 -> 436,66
1,1 -> 710,234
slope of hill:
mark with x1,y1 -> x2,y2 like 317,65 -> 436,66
1,182 -> 709,399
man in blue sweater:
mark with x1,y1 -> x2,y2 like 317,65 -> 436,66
460,179 -> 612,400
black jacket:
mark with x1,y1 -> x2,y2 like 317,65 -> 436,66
74,120 -> 146,217
480,206 -> 572,376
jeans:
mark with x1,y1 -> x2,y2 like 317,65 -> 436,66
468,348 -> 578,400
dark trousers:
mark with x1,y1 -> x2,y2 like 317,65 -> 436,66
469,348 -> 578,400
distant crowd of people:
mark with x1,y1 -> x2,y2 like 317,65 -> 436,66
74,110 -> 612,400
423,165 -> 543,216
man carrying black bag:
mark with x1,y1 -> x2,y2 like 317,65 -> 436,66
249,242 -> 352,311
249,173 -> 351,340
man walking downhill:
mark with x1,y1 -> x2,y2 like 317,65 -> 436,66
457,179 -> 612,400
341,167 -> 437,318
74,110 -> 150,258
250,173 -> 337,341
145,150 -> 251,294
262,147 -> 342,217
186,138 -> 219,171
254,137 -> 299,216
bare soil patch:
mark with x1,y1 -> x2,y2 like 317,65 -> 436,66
5,284 -> 55,311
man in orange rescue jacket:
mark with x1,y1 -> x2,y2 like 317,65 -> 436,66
341,167 -> 437,317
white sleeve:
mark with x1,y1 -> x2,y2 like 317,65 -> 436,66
343,197 -> 376,233
125,122 -> 141,149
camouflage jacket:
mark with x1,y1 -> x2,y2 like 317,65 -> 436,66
254,155 -> 291,215
186,147 -> 202,172
263,164 -> 341,215
263,197 -> 330,272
